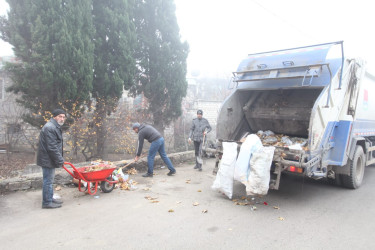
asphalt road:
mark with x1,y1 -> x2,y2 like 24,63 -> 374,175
1,158 -> 375,250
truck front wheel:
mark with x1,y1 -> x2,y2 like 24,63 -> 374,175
341,145 -> 365,189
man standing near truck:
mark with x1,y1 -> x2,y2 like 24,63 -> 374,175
188,110 -> 212,171
37,109 -> 66,209
133,123 -> 176,177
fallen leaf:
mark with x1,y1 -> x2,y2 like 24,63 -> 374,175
232,199 -> 239,202
241,196 -> 246,200
197,190 -> 202,192
145,196 -> 158,200
278,217 -> 285,221
202,209 -> 208,213
263,202 -> 268,206
168,209 -> 174,212
143,188 -> 150,191
126,168 -> 137,175
55,186 -> 61,191
193,202 -> 199,206
176,201 -> 182,204
273,206 -> 280,210
151,200 -> 159,203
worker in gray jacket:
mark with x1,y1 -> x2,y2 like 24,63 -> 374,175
188,110 -> 212,171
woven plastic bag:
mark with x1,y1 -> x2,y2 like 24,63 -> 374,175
246,146 -> 275,196
234,134 -> 262,183
212,142 -> 238,199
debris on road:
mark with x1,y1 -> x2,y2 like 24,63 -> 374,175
145,196 -> 158,200
126,168 -> 137,175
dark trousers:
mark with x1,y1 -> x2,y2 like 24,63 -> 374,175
42,167 -> 55,205
194,140 -> 203,168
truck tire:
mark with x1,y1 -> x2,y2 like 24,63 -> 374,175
327,173 -> 342,186
341,145 -> 365,189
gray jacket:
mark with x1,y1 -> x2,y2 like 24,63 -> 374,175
136,124 -> 162,156
189,118 -> 212,141
37,118 -> 64,168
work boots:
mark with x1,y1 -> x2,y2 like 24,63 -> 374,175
42,203 -> 62,209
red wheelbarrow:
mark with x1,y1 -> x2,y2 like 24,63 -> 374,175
63,162 -> 118,195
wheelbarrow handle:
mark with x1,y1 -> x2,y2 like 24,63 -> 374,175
63,162 -> 87,181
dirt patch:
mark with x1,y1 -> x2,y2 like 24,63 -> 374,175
0,152 -> 35,179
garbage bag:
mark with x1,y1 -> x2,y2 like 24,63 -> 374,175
246,146 -> 275,196
263,130 -> 275,137
263,136 -> 278,145
281,136 -> 293,146
212,142 -> 238,199
234,134 -> 262,183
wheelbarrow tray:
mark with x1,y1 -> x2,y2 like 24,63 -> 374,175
73,166 -> 117,182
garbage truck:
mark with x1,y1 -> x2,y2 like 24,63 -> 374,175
215,41 -> 375,189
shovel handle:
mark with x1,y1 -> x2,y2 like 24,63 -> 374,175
118,152 -> 148,173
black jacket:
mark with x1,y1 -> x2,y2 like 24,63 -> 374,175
136,124 -> 162,156
37,118 -> 64,168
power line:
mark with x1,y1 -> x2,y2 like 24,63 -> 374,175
250,0 -> 315,40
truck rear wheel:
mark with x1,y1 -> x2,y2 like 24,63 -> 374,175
341,145 -> 365,189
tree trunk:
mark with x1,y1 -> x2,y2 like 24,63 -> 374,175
153,111 -> 164,136
94,102 -> 107,159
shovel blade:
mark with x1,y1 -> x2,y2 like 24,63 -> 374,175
197,156 -> 203,164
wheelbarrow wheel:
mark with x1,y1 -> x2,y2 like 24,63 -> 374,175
100,177 -> 115,193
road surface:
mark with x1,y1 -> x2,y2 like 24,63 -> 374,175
1,158 -> 375,249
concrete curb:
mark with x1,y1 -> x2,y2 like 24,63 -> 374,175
0,151 -> 195,194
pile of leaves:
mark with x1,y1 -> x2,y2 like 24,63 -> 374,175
256,130 -> 308,150
117,167 -> 138,190
84,160 -> 115,173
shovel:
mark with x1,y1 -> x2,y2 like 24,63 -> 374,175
117,152 -> 148,174
196,132 -> 206,165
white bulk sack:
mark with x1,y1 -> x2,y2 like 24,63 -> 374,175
234,134 -> 263,183
246,146 -> 275,196
211,142 -> 238,199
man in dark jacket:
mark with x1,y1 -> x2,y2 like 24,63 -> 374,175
132,123 -> 176,177
37,109 -> 66,209
188,110 -> 212,171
